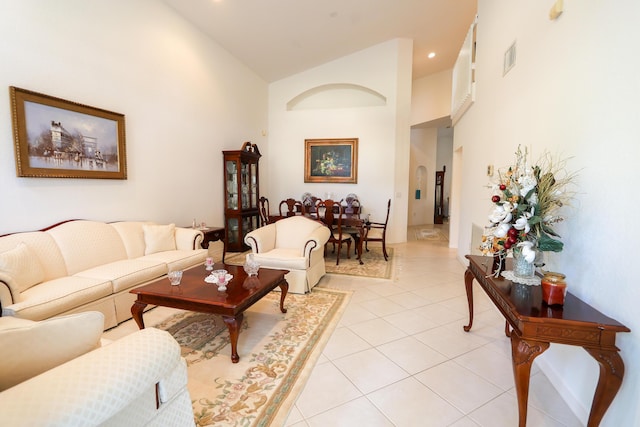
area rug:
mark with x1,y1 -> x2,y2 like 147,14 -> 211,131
415,228 -> 448,241
324,246 -> 393,279
152,287 -> 351,427
225,246 -> 393,280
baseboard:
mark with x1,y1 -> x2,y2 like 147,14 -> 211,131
536,357 -> 589,425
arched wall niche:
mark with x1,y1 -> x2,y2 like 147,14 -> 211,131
286,83 -> 387,110
416,165 -> 427,198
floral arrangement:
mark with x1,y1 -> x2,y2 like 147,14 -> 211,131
480,146 -> 576,263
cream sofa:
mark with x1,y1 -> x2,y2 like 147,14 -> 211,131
244,216 -> 331,294
0,311 -> 194,426
0,220 -> 207,329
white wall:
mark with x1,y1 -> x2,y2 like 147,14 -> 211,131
454,1 -> 640,425
0,0 -> 268,234
410,69 -> 452,126
267,39 -> 413,243
436,128 -> 453,219
409,128 -> 437,225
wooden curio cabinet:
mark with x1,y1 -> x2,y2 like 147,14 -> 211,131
223,142 -> 261,252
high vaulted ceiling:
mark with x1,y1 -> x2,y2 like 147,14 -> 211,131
162,0 -> 477,83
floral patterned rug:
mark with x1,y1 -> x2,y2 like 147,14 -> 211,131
324,246 -> 393,279
152,288 -> 351,426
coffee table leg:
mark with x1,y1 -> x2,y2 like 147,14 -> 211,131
278,281 -> 289,313
131,300 -> 147,329
223,313 -> 244,363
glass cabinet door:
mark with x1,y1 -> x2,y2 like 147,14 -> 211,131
227,217 -> 239,246
240,162 -> 249,210
250,162 -> 257,209
226,160 -> 238,210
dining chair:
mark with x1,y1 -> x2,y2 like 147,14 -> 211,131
279,198 -> 303,217
301,193 -> 322,216
258,197 -> 270,226
318,199 -> 351,265
344,193 -> 361,215
363,198 -> 391,261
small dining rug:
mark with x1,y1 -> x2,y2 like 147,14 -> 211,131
324,246 -> 393,279
152,287 -> 351,427
225,246 -> 393,280
415,228 -> 448,241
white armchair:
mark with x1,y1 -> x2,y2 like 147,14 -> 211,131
244,216 -> 331,294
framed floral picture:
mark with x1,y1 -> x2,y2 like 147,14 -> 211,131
10,86 -> 127,179
304,138 -> 358,183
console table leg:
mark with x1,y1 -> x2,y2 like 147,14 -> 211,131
584,348 -> 625,427
131,301 -> 147,329
223,313 -> 243,363
463,268 -> 475,332
511,334 -> 550,427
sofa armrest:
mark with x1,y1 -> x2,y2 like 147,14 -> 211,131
175,227 -> 204,250
302,226 -> 331,259
0,328 -> 183,426
244,224 -> 277,253
0,273 -> 19,311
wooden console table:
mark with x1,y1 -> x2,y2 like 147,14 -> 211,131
198,226 -> 225,250
464,255 -> 630,427
187,226 -> 226,261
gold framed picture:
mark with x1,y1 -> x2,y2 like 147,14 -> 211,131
304,138 -> 358,184
10,86 -> 127,179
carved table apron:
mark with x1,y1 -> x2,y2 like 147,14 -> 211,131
463,255 -> 630,427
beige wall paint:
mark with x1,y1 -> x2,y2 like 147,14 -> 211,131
455,1 -> 640,425
267,39 -> 413,244
409,128 -> 437,226
0,0 -> 268,234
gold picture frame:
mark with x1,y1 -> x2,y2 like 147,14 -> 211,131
304,138 -> 358,184
10,86 -> 127,179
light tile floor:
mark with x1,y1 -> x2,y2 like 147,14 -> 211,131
103,225 -> 583,426
284,225 -> 583,427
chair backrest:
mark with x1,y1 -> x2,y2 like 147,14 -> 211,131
344,193 -> 361,215
258,197 -> 270,226
302,194 -> 322,213
273,215 -> 325,249
380,199 -> 391,226
279,198 -> 302,217
317,199 -> 344,238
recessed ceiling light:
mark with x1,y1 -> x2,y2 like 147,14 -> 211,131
428,52 -> 436,59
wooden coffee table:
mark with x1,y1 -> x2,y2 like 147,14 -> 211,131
130,263 -> 289,363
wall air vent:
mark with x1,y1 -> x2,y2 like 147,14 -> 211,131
503,41 -> 517,76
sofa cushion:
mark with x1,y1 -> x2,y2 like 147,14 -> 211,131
252,248 -> 308,270
0,243 -> 45,294
110,221 -> 151,259
3,276 -> 113,321
46,220 -> 128,275
142,249 -> 208,272
74,259 -> 168,293
0,232 -> 67,282
0,311 -> 104,391
143,224 -> 177,255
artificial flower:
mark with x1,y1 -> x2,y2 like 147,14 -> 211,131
480,146 -> 577,259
